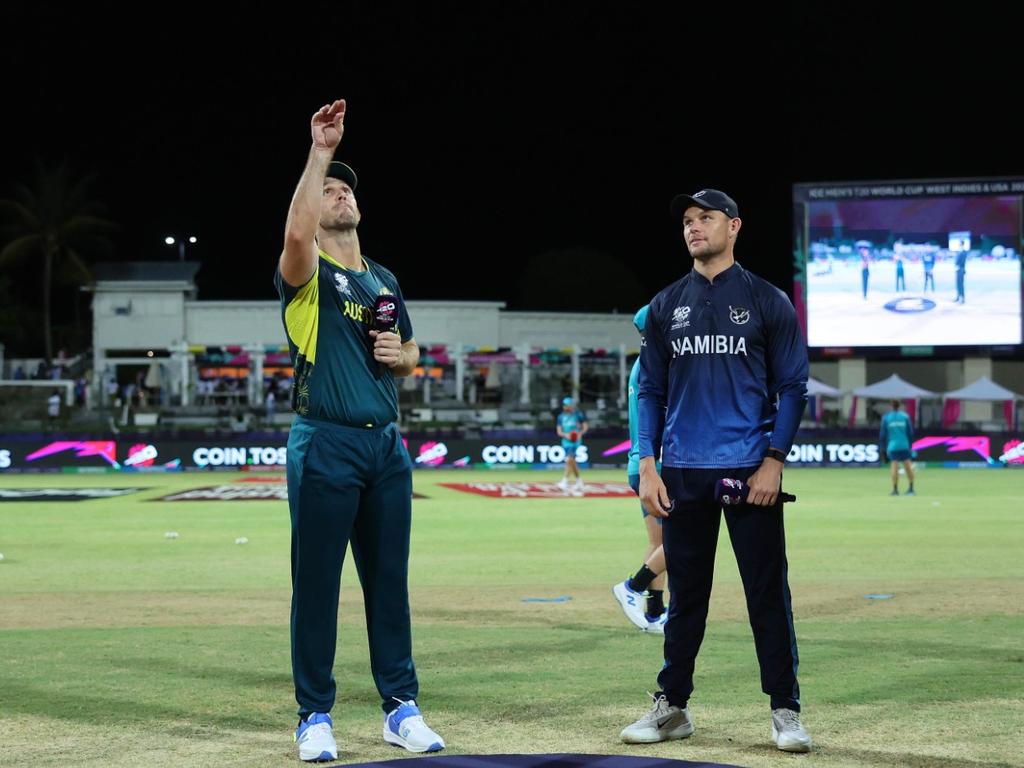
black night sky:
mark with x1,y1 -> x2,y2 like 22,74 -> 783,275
3,1 -> 1020,354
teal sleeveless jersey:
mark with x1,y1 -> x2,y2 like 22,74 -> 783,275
275,251 -> 413,427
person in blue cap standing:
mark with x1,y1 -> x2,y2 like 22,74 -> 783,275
620,188 -> 812,753
555,395 -> 588,495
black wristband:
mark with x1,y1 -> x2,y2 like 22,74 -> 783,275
764,447 -> 787,463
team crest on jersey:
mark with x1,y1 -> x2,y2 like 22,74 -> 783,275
729,305 -> 750,325
333,273 -> 351,295
671,305 -> 691,330
379,287 -> 393,296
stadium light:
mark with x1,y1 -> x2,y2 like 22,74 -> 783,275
164,235 -> 198,261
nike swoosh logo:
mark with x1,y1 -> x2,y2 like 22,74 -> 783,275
656,715 -> 678,728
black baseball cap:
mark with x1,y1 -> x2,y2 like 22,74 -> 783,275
326,161 -> 357,191
670,188 -> 739,220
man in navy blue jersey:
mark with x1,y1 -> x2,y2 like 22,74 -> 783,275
619,189 -> 812,753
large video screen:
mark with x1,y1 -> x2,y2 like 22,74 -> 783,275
793,179 -> 1024,352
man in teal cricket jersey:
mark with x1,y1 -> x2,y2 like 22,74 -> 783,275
880,399 -> 916,496
275,98 -> 444,761
555,396 -> 588,495
612,304 -> 669,634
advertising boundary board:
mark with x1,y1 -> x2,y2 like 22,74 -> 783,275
2,430 -> 1022,471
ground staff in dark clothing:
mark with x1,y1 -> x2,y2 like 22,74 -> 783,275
276,98 -> 444,762
619,188 -> 812,753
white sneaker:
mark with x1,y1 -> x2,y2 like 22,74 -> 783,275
771,708 -> 812,752
620,693 -> 694,743
572,481 -> 585,496
643,610 -> 668,635
383,699 -> 445,753
612,580 -> 649,630
295,712 -> 338,762
557,478 -> 569,494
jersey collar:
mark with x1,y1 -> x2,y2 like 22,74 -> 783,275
319,248 -> 368,273
690,260 -> 743,285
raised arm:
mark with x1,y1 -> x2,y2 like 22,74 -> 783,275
280,99 -> 346,287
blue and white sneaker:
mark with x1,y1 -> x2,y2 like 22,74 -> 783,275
643,610 -> 668,635
295,712 -> 338,762
612,580 -> 649,630
383,699 -> 445,753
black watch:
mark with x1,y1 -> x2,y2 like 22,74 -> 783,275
764,447 -> 787,463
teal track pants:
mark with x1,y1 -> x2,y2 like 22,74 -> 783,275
286,415 -> 418,717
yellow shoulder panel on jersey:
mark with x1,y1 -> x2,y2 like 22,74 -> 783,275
284,271 -> 320,364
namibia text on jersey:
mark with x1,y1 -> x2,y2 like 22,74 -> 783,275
671,335 -> 748,357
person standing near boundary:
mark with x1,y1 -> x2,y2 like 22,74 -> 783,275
612,304 -> 668,634
880,398 -> 916,496
276,98 -> 444,762
555,396 -> 588,496
619,188 -> 812,753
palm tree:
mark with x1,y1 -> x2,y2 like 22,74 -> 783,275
0,160 -> 115,362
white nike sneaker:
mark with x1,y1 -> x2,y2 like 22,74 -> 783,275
620,693 -> 694,743
295,712 -> 338,762
612,580 -> 649,630
383,699 -> 445,753
771,707 -> 812,752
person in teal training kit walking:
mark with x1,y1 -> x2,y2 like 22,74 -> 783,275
275,98 -> 444,762
880,399 -> 916,496
612,304 -> 669,634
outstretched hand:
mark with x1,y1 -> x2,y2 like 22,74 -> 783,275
312,99 -> 346,151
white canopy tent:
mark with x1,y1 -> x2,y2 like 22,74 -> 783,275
805,377 -> 846,423
807,377 -> 845,397
941,376 -> 1023,430
848,374 -> 938,426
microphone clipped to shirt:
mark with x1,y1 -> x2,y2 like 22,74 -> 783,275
715,477 -> 796,506
371,293 -> 401,377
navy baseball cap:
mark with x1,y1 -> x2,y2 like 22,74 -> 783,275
670,188 -> 739,220
326,161 -> 358,191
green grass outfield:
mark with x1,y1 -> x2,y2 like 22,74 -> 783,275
1,468 -> 1022,768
